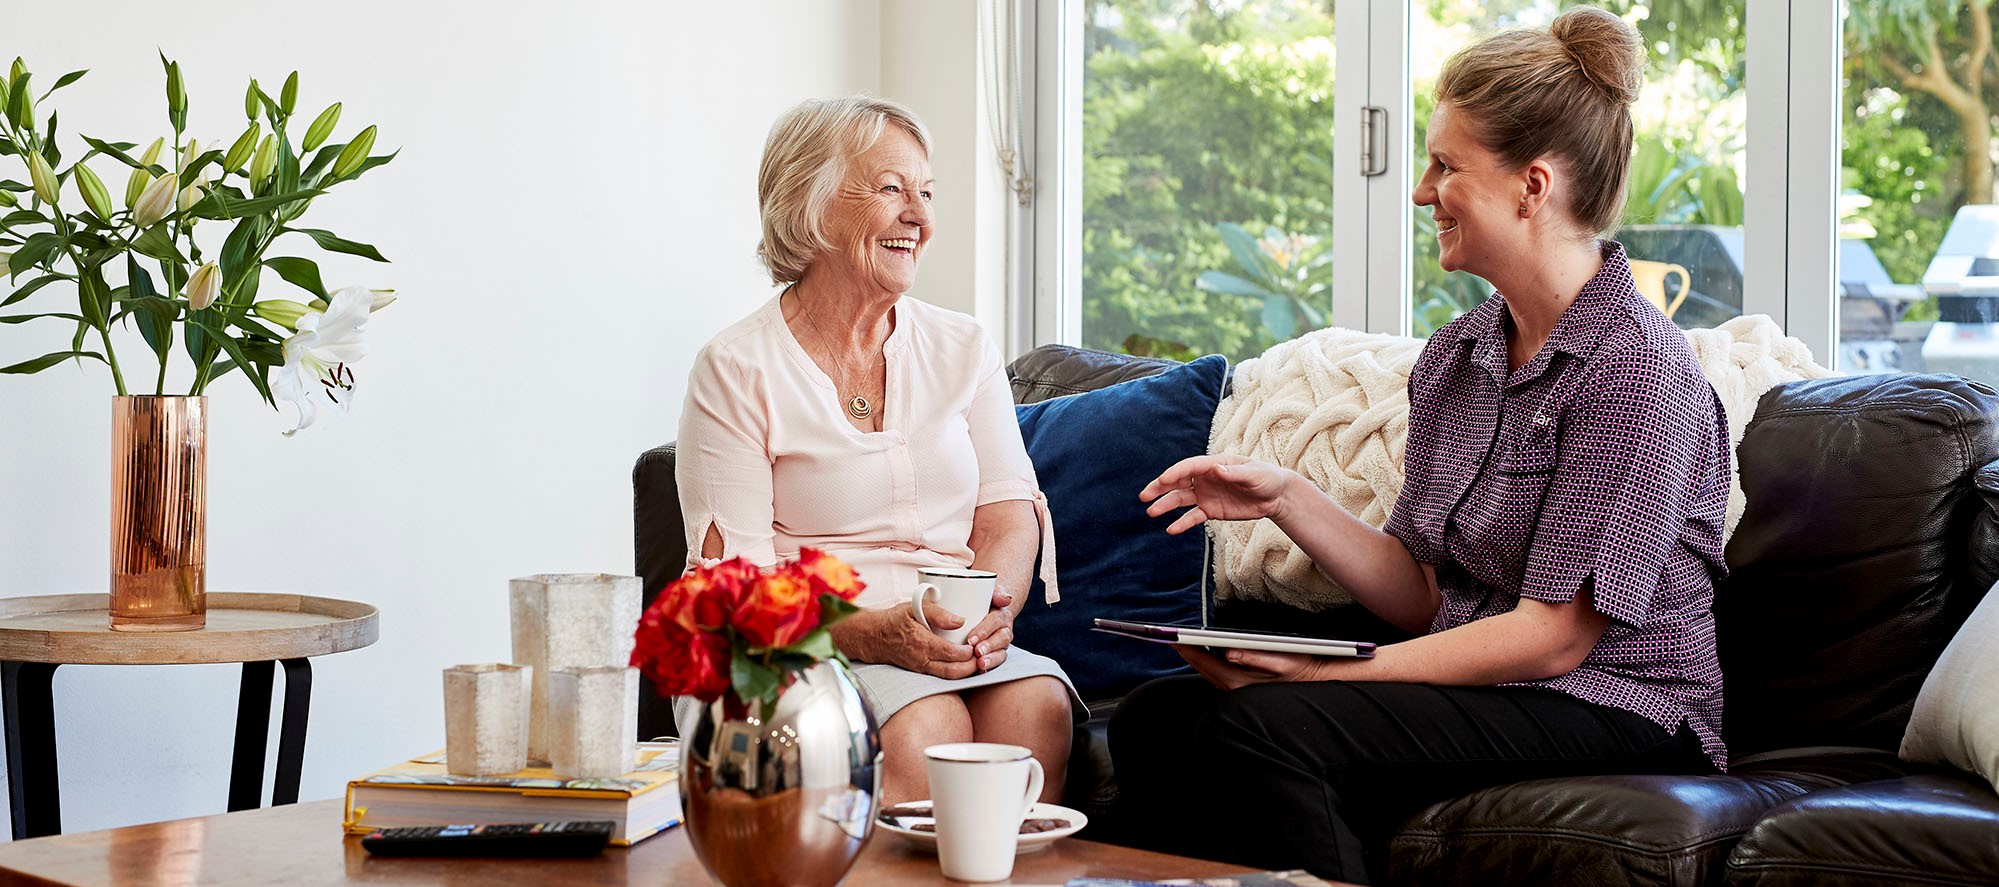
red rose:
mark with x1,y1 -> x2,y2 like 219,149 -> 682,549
732,567 -> 821,649
663,557 -> 759,633
794,547 -> 865,602
630,613 -> 732,701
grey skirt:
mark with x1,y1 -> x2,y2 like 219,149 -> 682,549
848,645 -> 1086,724
672,646 -> 1084,734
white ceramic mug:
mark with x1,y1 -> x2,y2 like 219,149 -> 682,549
911,567 -> 997,646
925,742 -> 1045,882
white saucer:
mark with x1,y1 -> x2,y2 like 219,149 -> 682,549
874,800 -> 1087,854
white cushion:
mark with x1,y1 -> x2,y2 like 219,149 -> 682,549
1900,581 -> 1999,791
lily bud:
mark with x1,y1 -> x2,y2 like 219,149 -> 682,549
332,125 -> 377,178
224,123 -> 260,173
177,180 -> 204,212
138,136 -> 166,168
280,71 -> 298,116
9,58 -> 25,83
368,288 -> 397,311
0,251 -> 12,279
184,261 -> 219,310
302,102 -> 341,152
72,163 -> 113,220
124,167 -> 152,209
165,61 -> 186,116
250,134 -> 277,184
133,172 -> 177,227
179,139 -> 201,175
0,188 -> 16,208
245,78 -> 260,119
251,299 -> 313,330
26,151 -> 58,205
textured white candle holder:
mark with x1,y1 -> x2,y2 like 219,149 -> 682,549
549,666 -> 640,778
510,573 -> 642,763
442,663 -> 532,776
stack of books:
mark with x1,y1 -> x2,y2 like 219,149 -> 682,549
342,741 -> 682,846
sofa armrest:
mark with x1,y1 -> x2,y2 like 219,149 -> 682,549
1007,344 -> 1182,404
632,442 -> 684,740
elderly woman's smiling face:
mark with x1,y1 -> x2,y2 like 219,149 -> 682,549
817,126 -> 934,297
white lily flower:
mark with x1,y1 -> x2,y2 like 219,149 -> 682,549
272,285 -> 372,436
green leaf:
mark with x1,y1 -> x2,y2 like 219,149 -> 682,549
1217,222 -> 1282,288
219,216 -> 261,295
12,232 -> 63,275
78,135 -> 151,172
282,226 -> 388,262
0,311 -> 83,324
39,70 -> 86,102
1,272 -> 66,307
206,358 -> 239,382
3,209 -> 48,227
1,350 -> 104,374
1261,295 -> 1296,340
1196,270 -> 1276,299
730,645 -> 780,708
127,257 -> 171,359
77,264 -> 111,331
190,318 -> 275,405
130,226 -> 185,263
790,628 -> 837,661
7,73 -> 32,130
262,256 -> 325,299
191,186 -> 322,221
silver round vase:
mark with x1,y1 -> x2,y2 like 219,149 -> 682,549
679,660 -> 881,887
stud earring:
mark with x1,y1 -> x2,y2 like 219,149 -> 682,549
1518,202 -> 1530,218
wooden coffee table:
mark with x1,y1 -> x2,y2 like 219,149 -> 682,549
0,799 -> 1266,886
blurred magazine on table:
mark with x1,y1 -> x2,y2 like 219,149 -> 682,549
342,741 -> 681,846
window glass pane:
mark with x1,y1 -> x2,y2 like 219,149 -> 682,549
1080,0 -> 1334,362
1838,4 -> 1992,384
1411,2 -> 1747,337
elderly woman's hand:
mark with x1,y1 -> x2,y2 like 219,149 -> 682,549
830,604 -> 985,679
962,592 -> 1017,672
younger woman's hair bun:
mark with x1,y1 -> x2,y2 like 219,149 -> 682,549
1551,6 -> 1644,105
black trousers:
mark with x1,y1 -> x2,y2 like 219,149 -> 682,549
1107,675 -> 1711,884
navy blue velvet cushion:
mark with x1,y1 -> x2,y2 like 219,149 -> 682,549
1011,354 -> 1228,700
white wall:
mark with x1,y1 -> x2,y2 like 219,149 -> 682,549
0,0 -> 892,836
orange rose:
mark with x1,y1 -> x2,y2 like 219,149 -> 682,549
732,567 -> 821,649
663,557 -> 759,633
794,547 -> 865,602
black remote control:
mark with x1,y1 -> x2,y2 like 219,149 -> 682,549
360,821 -> 616,857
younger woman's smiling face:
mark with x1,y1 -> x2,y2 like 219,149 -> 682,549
818,126 -> 935,298
1411,101 -> 1529,281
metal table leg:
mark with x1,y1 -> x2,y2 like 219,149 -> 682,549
3,661 -> 63,838
271,659 -> 311,806
227,659 -> 313,811
227,662 -> 276,812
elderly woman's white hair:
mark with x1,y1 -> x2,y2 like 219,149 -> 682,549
757,96 -> 932,285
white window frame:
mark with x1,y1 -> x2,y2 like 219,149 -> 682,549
1029,0 -> 1844,363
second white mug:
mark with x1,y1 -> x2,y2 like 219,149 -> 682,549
912,567 -> 996,645
925,742 -> 1044,882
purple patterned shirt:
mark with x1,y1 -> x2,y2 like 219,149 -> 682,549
1383,240 -> 1730,771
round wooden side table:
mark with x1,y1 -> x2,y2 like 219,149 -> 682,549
0,593 -> 379,839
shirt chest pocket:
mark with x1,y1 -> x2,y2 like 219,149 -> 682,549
1494,424 -> 1558,477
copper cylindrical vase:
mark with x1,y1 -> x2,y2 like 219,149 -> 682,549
110,396 -> 206,631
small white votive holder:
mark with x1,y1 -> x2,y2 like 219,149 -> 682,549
510,573 -> 643,763
443,663 -> 533,776
548,665 -> 640,778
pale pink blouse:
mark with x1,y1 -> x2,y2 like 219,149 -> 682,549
676,294 -> 1057,611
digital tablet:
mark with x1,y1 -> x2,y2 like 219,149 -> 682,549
1091,618 -> 1376,658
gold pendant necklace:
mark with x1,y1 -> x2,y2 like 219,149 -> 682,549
792,290 -> 885,422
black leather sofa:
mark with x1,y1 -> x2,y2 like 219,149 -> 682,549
635,344 -> 1999,886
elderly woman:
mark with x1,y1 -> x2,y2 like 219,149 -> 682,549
1110,8 -> 1727,882
675,96 -> 1076,804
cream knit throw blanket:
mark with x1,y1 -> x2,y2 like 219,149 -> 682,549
1208,314 -> 1832,610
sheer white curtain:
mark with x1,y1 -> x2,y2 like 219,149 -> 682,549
980,0 -> 1033,207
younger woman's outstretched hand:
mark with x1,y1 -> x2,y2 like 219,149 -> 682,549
1139,454 -> 1297,534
